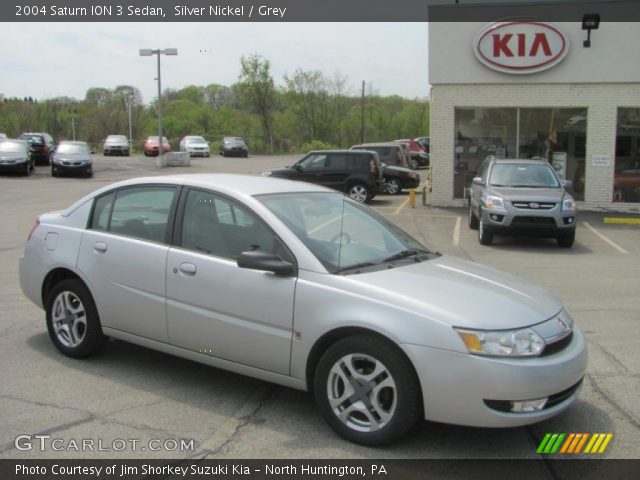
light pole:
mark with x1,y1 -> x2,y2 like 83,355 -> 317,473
139,48 -> 178,165
126,90 -> 134,149
70,108 -> 77,141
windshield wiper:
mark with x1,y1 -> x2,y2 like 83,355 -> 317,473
383,249 -> 429,263
335,261 -> 380,274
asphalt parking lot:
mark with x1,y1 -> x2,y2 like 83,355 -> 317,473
1,154 -> 639,459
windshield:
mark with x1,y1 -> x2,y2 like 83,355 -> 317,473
148,136 -> 169,143
56,143 -> 89,154
489,163 -> 560,188
107,135 -> 127,142
21,135 -> 44,144
257,192 -> 433,274
187,137 -> 206,144
0,141 -> 26,153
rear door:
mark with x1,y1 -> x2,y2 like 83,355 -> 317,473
165,188 -> 296,374
77,185 -> 178,342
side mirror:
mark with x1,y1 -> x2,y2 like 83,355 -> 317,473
563,179 -> 573,190
237,251 -> 295,276
472,177 -> 483,186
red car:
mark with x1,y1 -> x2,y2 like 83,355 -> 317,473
143,136 -> 171,157
394,139 -> 429,169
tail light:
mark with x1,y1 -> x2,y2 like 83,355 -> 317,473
27,218 -> 40,241
369,159 -> 378,175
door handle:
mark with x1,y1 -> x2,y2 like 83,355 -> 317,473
178,262 -> 197,275
94,241 -> 107,253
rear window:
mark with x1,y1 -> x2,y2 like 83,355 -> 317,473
21,135 -> 44,144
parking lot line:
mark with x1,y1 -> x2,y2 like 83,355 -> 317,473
453,216 -> 461,246
393,197 -> 410,215
583,222 -> 630,254
604,217 -> 640,225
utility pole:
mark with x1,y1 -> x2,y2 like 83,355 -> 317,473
360,80 -> 365,144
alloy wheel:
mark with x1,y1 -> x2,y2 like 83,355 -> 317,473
51,291 -> 87,348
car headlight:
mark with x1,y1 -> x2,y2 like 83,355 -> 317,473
483,194 -> 505,210
262,171 -> 272,177
408,172 -> 417,179
454,327 -> 545,357
562,195 -> 576,213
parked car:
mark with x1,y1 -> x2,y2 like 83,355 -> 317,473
612,159 -> 640,202
395,138 -> 430,169
51,141 -> 93,178
382,164 -> 420,195
19,132 -> 55,165
414,136 -> 430,153
264,150 -> 383,203
350,143 -> 409,169
0,133 -> 7,140
468,158 -> 577,247
103,135 -> 130,156
143,136 -> 171,157
0,139 -> 33,175
219,137 -> 249,157
180,136 -> 210,157
19,174 -> 587,446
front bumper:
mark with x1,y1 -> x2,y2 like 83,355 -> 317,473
52,162 -> 92,175
104,146 -> 129,154
222,148 -> 248,157
187,148 -> 210,157
481,206 -> 575,236
0,159 -> 29,172
401,326 -> 588,427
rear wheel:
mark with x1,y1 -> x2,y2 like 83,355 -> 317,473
409,158 -> 418,170
348,183 -> 371,203
46,279 -> 107,358
314,335 -> 421,446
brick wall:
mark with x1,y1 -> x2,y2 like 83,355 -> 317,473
429,83 -> 640,211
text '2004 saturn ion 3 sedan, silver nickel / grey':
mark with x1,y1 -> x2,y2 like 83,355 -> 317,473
19,174 -> 587,445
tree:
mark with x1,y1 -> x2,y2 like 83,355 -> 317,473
238,54 -> 277,154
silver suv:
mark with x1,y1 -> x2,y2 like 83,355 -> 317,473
468,158 -> 577,247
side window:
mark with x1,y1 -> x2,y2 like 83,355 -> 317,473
299,154 -> 327,171
327,154 -> 348,170
181,189 -> 291,262
478,161 -> 490,182
90,192 -> 115,231
108,186 -> 176,243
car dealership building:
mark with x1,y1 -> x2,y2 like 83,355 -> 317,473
428,15 -> 639,210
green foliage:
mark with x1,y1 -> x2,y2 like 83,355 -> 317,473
0,58 -> 430,154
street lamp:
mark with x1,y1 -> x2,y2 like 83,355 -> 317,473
126,90 -> 135,149
69,108 -> 78,141
139,48 -> 178,165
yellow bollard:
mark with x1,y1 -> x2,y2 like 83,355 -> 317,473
409,189 -> 416,208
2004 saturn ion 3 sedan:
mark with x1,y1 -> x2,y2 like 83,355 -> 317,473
19,174 -> 587,445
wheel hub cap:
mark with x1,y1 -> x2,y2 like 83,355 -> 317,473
52,291 -> 87,348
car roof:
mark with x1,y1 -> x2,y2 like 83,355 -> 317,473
352,142 -> 401,147
58,140 -> 88,146
308,149 -> 371,154
492,158 -> 550,166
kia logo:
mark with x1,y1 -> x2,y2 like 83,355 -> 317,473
474,21 -> 569,74
530,202 -> 540,209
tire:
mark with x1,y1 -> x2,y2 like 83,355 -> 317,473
478,209 -> 493,245
45,279 -> 107,358
243,152 -> 248,158
557,230 -> 575,248
385,178 -> 402,195
25,161 -> 32,176
409,159 -> 418,170
314,334 -> 422,446
221,151 -> 227,157
51,167 -> 57,177
348,183 -> 371,203
468,202 -> 479,230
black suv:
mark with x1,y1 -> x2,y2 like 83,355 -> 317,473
264,150 -> 383,203
19,132 -> 55,166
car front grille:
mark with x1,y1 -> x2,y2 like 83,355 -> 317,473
512,201 -> 556,210
511,216 -> 556,226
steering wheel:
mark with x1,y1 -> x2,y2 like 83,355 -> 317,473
329,232 -> 352,245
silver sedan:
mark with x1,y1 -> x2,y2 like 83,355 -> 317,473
19,174 -> 587,445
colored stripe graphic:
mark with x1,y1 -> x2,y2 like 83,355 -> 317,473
540,433 -> 614,454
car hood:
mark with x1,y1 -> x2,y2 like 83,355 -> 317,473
105,140 -> 128,146
487,186 -> 566,202
383,165 -> 414,175
269,167 -> 294,176
0,152 -> 27,160
346,255 -> 562,330
54,153 -> 91,162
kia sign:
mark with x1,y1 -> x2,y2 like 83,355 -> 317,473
474,21 -> 569,74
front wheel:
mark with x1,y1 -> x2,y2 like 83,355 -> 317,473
347,183 -> 371,203
478,209 -> 493,245
314,335 -> 422,446
46,279 -> 107,358
385,178 -> 402,195
468,202 -> 479,230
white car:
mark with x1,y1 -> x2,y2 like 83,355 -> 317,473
19,174 -> 587,445
180,136 -> 210,157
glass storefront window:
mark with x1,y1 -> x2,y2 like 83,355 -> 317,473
454,107 -> 586,200
614,108 -> 640,203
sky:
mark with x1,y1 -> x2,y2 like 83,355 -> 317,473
0,23 -> 429,104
